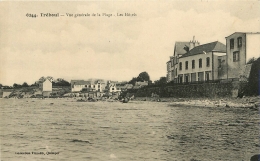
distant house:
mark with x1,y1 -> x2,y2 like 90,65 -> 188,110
108,83 -> 121,93
225,32 -> 260,79
0,89 -> 13,98
106,81 -> 133,93
115,83 -> 132,92
94,80 -> 106,92
71,80 -> 93,92
133,81 -> 149,89
71,79 -> 106,92
135,81 -> 148,86
39,77 -> 52,92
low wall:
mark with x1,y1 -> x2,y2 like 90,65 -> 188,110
135,82 -> 247,98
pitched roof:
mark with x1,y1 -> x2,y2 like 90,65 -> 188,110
181,41 -> 226,58
174,42 -> 190,56
71,80 -> 91,85
225,32 -> 260,38
38,77 -> 52,83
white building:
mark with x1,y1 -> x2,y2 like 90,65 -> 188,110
39,77 -> 52,92
177,41 -> 226,83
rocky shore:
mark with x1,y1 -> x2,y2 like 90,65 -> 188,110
133,96 -> 260,110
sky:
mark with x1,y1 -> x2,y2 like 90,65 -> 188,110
0,1 -> 259,86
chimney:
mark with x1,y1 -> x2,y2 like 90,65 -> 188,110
194,40 -> 200,47
189,40 -> 194,50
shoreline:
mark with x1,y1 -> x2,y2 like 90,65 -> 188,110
1,96 -> 259,110
133,96 -> 260,110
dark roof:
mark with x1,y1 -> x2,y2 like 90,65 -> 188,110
71,80 -> 91,85
174,42 -> 190,56
181,41 -> 226,58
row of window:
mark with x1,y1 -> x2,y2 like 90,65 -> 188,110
230,37 -> 242,49
178,71 -> 211,83
179,57 -> 210,70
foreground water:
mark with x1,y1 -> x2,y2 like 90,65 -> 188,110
0,99 -> 259,161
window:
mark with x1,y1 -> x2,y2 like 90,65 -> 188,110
185,61 -> 188,70
233,51 -> 240,62
237,37 -> 242,48
230,39 -> 234,49
179,62 -> 182,70
178,75 -> 183,83
205,72 -> 210,81
206,57 -> 210,67
199,59 -> 202,68
192,60 -> 195,69
175,68 -> 177,76
218,59 -> 221,68
185,75 -> 189,83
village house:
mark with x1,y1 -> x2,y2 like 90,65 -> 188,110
71,80 -> 106,92
106,81 -> 134,93
177,41 -> 226,83
225,32 -> 260,80
0,89 -> 13,98
38,77 -> 53,92
133,81 -> 149,89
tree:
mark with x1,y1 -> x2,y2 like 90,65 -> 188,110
13,83 -> 22,88
137,71 -> 150,82
52,79 -> 70,86
128,77 -> 137,85
154,77 -> 167,85
22,82 -> 29,87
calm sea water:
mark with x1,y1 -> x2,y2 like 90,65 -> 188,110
0,99 -> 259,161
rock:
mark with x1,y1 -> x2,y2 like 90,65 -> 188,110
225,104 -> 230,108
250,154 -> 260,161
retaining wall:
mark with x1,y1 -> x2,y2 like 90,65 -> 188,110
135,82 -> 247,98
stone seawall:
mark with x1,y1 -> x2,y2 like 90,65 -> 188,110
135,81 -> 247,98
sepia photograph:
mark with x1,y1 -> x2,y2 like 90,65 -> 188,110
0,1 -> 260,161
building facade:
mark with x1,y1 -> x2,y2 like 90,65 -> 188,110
71,80 -> 106,92
177,41 -> 226,83
39,77 -> 52,92
226,32 -> 260,79
167,37 -> 200,82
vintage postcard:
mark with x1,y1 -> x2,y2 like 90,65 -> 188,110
0,1 -> 260,161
